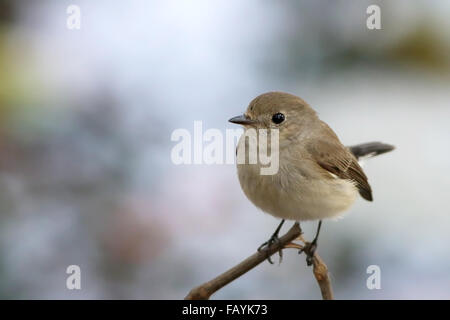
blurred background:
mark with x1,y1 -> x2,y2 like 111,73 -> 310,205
0,0 -> 449,299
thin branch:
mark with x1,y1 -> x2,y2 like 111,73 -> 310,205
285,241 -> 334,300
312,254 -> 334,300
185,222 -> 302,300
185,222 -> 334,300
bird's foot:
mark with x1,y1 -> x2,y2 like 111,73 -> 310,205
257,233 -> 283,264
299,238 -> 318,266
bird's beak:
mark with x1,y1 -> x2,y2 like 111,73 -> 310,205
228,114 -> 257,125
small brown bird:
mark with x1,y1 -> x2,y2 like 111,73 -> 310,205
229,91 -> 394,264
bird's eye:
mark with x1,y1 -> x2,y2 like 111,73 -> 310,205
272,113 -> 285,124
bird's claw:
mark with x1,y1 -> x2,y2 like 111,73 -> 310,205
257,234 -> 280,251
258,234 -> 283,265
299,240 -> 317,266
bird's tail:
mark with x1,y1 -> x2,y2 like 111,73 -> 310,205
348,142 -> 395,160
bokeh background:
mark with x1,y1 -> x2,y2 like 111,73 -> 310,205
0,0 -> 449,299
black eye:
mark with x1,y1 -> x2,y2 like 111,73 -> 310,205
272,113 -> 285,124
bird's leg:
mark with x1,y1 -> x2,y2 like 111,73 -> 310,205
299,220 -> 322,266
257,219 -> 285,264
258,219 -> 285,251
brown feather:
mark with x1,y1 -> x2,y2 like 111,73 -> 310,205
306,126 -> 373,202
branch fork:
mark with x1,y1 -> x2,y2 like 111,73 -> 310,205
185,222 -> 334,300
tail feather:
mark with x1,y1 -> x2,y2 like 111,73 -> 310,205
348,142 -> 395,160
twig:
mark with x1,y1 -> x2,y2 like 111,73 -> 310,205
285,241 -> 334,300
312,254 -> 334,300
185,222 -> 334,300
185,222 -> 302,300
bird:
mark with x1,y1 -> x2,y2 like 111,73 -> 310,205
229,91 -> 394,265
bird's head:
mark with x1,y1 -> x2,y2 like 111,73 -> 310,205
229,91 -> 318,140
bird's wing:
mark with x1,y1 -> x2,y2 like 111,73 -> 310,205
307,138 -> 373,201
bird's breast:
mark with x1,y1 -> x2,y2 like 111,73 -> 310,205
237,153 -> 358,221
